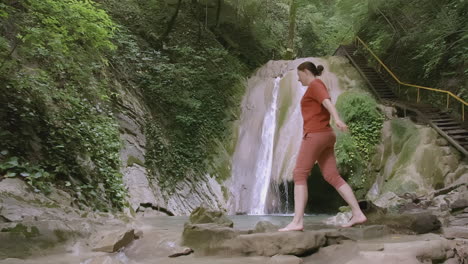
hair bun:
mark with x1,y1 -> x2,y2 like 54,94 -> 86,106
316,65 -> 324,75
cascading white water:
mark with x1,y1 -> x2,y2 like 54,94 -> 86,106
227,57 -> 350,215
250,77 -> 280,215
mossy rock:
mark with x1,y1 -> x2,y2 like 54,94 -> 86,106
126,155 -> 144,167
189,207 -> 234,228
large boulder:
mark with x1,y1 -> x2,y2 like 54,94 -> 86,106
182,221 -> 328,257
368,119 -> 468,202
228,231 -> 326,257
189,207 -> 233,227
182,223 -> 239,254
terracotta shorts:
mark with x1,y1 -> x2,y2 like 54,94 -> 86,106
293,131 -> 346,189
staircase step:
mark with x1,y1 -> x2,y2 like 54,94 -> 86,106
445,130 -> 468,135
452,135 -> 468,141
438,125 -> 463,130
375,88 -> 392,91
432,119 -> 456,123
372,86 -> 389,89
428,114 -> 451,119
435,122 -> 461,127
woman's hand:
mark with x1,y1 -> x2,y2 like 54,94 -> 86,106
335,119 -> 348,132
322,99 -> 349,132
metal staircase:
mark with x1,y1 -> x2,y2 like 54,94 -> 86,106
334,40 -> 468,157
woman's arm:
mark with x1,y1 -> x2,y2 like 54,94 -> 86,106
322,99 -> 348,132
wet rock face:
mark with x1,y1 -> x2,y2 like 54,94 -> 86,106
368,118 -> 468,200
117,88 -> 227,216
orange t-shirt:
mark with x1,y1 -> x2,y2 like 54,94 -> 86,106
300,79 -> 332,134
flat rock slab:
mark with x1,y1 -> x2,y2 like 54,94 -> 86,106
230,231 -> 327,257
184,225 -> 327,257
443,226 -> 468,239
268,255 -> 303,264
335,225 -> 390,240
182,223 -> 239,253
89,256 -> 124,264
183,222 -> 392,257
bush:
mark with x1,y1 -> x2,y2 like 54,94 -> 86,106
335,91 -> 384,198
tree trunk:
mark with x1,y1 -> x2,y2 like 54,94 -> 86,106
215,0 -> 223,28
159,0 -> 183,45
286,0 -> 297,59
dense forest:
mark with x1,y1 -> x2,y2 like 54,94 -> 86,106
0,0 -> 466,211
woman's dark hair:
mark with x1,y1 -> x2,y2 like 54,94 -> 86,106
297,61 -> 324,76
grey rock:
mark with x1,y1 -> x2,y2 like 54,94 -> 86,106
189,207 -> 233,227
268,255 -> 303,264
450,198 -> 468,210
220,231 -> 327,257
182,222 -> 329,257
436,138 -> 449,146
254,221 -> 279,233
443,259 -> 459,264
442,226 -> 468,239
89,256 -> 124,264
450,213 -> 468,226
337,225 -> 389,240
93,229 -> 135,253
182,223 -> 239,253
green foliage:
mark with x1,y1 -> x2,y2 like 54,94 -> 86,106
141,45 -> 245,189
0,153 -> 53,193
335,91 -> 384,198
294,0 -> 368,56
102,1 -> 248,189
336,91 -> 384,160
0,0 -> 126,211
359,0 -> 468,103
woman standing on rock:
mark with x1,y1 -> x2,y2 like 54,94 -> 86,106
279,62 -> 367,231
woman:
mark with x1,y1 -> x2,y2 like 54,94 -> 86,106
279,61 -> 367,231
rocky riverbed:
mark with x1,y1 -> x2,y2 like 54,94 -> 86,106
1,176 -> 467,264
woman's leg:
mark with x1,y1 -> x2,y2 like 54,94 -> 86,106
279,133 -> 323,232
336,184 -> 367,227
278,184 -> 308,231
317,140 -> 367,227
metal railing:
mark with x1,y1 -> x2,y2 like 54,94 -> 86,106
354,36 -> 467,121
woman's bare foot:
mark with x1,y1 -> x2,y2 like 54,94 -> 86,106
341,212 -> 367,228
278,222 -> 304,232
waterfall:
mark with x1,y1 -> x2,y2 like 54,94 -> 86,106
249,77 -> 280,215
227,57 -> 347,215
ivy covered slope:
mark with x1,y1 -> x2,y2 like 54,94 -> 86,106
0,0 -> 127,211
0,0 -> 262,211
